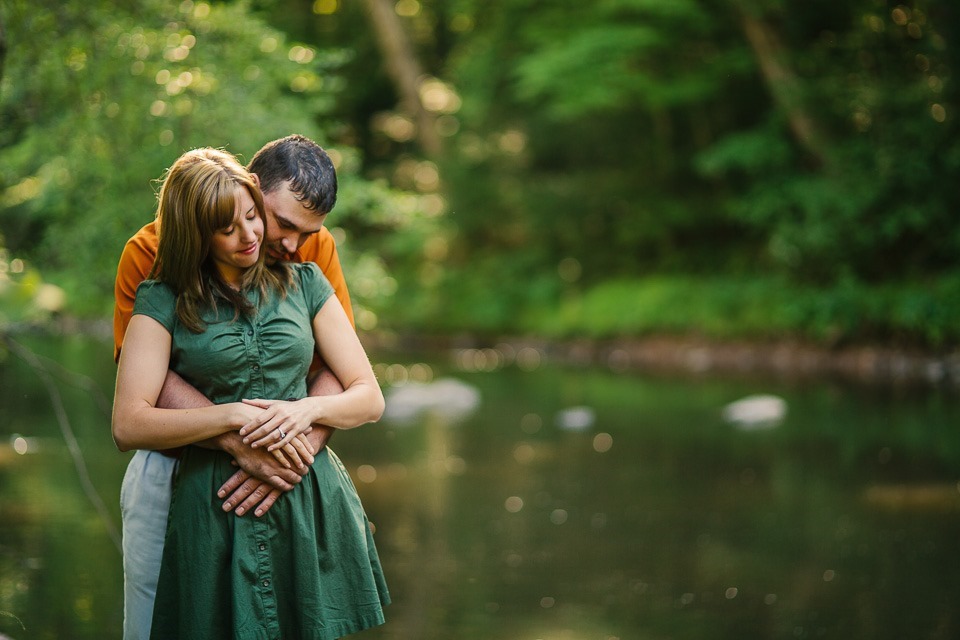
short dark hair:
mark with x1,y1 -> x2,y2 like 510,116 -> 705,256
247,134 -> 338,214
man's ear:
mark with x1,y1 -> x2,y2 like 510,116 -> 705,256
250,173 -> 261,188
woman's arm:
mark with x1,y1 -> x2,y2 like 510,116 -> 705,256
240,296 -> 385,450
112,314 -> 256,451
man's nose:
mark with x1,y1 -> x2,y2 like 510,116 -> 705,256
280,234 -> 297,252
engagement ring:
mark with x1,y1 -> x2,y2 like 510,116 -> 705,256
278,429 -> 286,440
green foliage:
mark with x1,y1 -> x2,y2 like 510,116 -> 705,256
437,0 -> 767,293
512,0 -> 719,118
542,274 -> 960,347
0,0 -> 425,317
0,236 -> 64,329
409,0 -> 958,345
2,0 -> 959,349
695,0 -> 960,282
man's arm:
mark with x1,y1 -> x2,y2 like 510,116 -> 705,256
302,367 -> 343,449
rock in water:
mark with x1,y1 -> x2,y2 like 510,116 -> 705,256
555,406 -> 596,431
721,394 -> 787,430
384,377 -> 481,424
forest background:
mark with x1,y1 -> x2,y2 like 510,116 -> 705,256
1,0 -> 958,353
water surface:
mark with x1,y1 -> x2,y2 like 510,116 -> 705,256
1,335 -> 958,639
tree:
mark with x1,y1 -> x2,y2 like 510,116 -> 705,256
0,0 -> 423,321
360,0 -> 442,157
699,0 -> 960,282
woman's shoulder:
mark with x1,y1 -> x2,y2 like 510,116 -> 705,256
290,261 -> 321,277
287,262 -> 333,311
135,278 -> 175,299
289,261 -> 330,287
133,279 -> 177,326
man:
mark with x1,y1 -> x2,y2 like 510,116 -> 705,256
113,135 -> 354,640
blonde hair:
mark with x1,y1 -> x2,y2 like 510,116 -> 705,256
151,148 -> 291,333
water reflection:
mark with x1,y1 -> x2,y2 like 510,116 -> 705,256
1,336 -> 960,639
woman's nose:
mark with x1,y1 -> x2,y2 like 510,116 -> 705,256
240,221 -> 258,242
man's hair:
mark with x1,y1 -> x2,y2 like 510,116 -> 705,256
247,134 -> 338,214
152,147 -> 291,333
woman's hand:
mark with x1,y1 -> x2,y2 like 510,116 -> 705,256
228,401 -> 315,470
268,432 -> 316,471
239,398 -> 319,452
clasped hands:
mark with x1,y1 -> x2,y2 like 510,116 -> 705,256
241,397 -> 320,469
217,398 -> 330,518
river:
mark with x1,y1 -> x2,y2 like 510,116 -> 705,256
1,334 -> 958,639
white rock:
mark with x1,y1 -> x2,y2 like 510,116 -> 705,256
384,377 -> 481,424
721,394 -> 787,430
555,406 -> 596,431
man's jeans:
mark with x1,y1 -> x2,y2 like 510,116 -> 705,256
120,450 -> 176,640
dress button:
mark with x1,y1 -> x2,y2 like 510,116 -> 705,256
258,543 -> 266,551
262,579 -> 270,587
252,363 -> 260,370
247,329 -> 254,336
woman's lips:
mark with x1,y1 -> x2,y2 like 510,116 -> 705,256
239,243 -> 258,256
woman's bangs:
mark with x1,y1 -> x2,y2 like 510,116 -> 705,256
202,179 -> 240,233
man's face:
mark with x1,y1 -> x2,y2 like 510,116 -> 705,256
261,181 -> 327,262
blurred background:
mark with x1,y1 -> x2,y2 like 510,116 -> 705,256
1,1 -> 959,638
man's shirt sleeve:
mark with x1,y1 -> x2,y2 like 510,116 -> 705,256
113,224 -> 159,362
297,227 -> 355,329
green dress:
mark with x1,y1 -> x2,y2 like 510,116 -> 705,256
133,263 -> 389,640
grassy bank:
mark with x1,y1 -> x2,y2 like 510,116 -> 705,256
530,275 -> 958,348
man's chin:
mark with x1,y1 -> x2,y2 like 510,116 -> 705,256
265,249 -> 285,263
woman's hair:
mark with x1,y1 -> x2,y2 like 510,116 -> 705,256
150,147 -> 292,333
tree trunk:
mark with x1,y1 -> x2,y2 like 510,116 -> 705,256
360,0 -> 442,157
737,7 -> 826,166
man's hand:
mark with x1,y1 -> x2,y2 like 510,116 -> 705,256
217,473 -> 285,518
217,425 -> 335,517
214,431 -> 308,516
222,431 -> 310,486
219,366 -> 342,518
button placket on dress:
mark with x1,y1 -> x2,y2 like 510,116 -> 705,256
242,311 -> 281,635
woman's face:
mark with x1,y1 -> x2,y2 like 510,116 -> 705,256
209,186 -> 263,286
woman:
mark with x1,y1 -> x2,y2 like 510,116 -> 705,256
112,148 -> 389,639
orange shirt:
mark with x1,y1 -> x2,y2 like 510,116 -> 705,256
113,221 -> 355,362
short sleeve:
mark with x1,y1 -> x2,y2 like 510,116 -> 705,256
132,280 -> 177,333
296,262 -> 335,317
